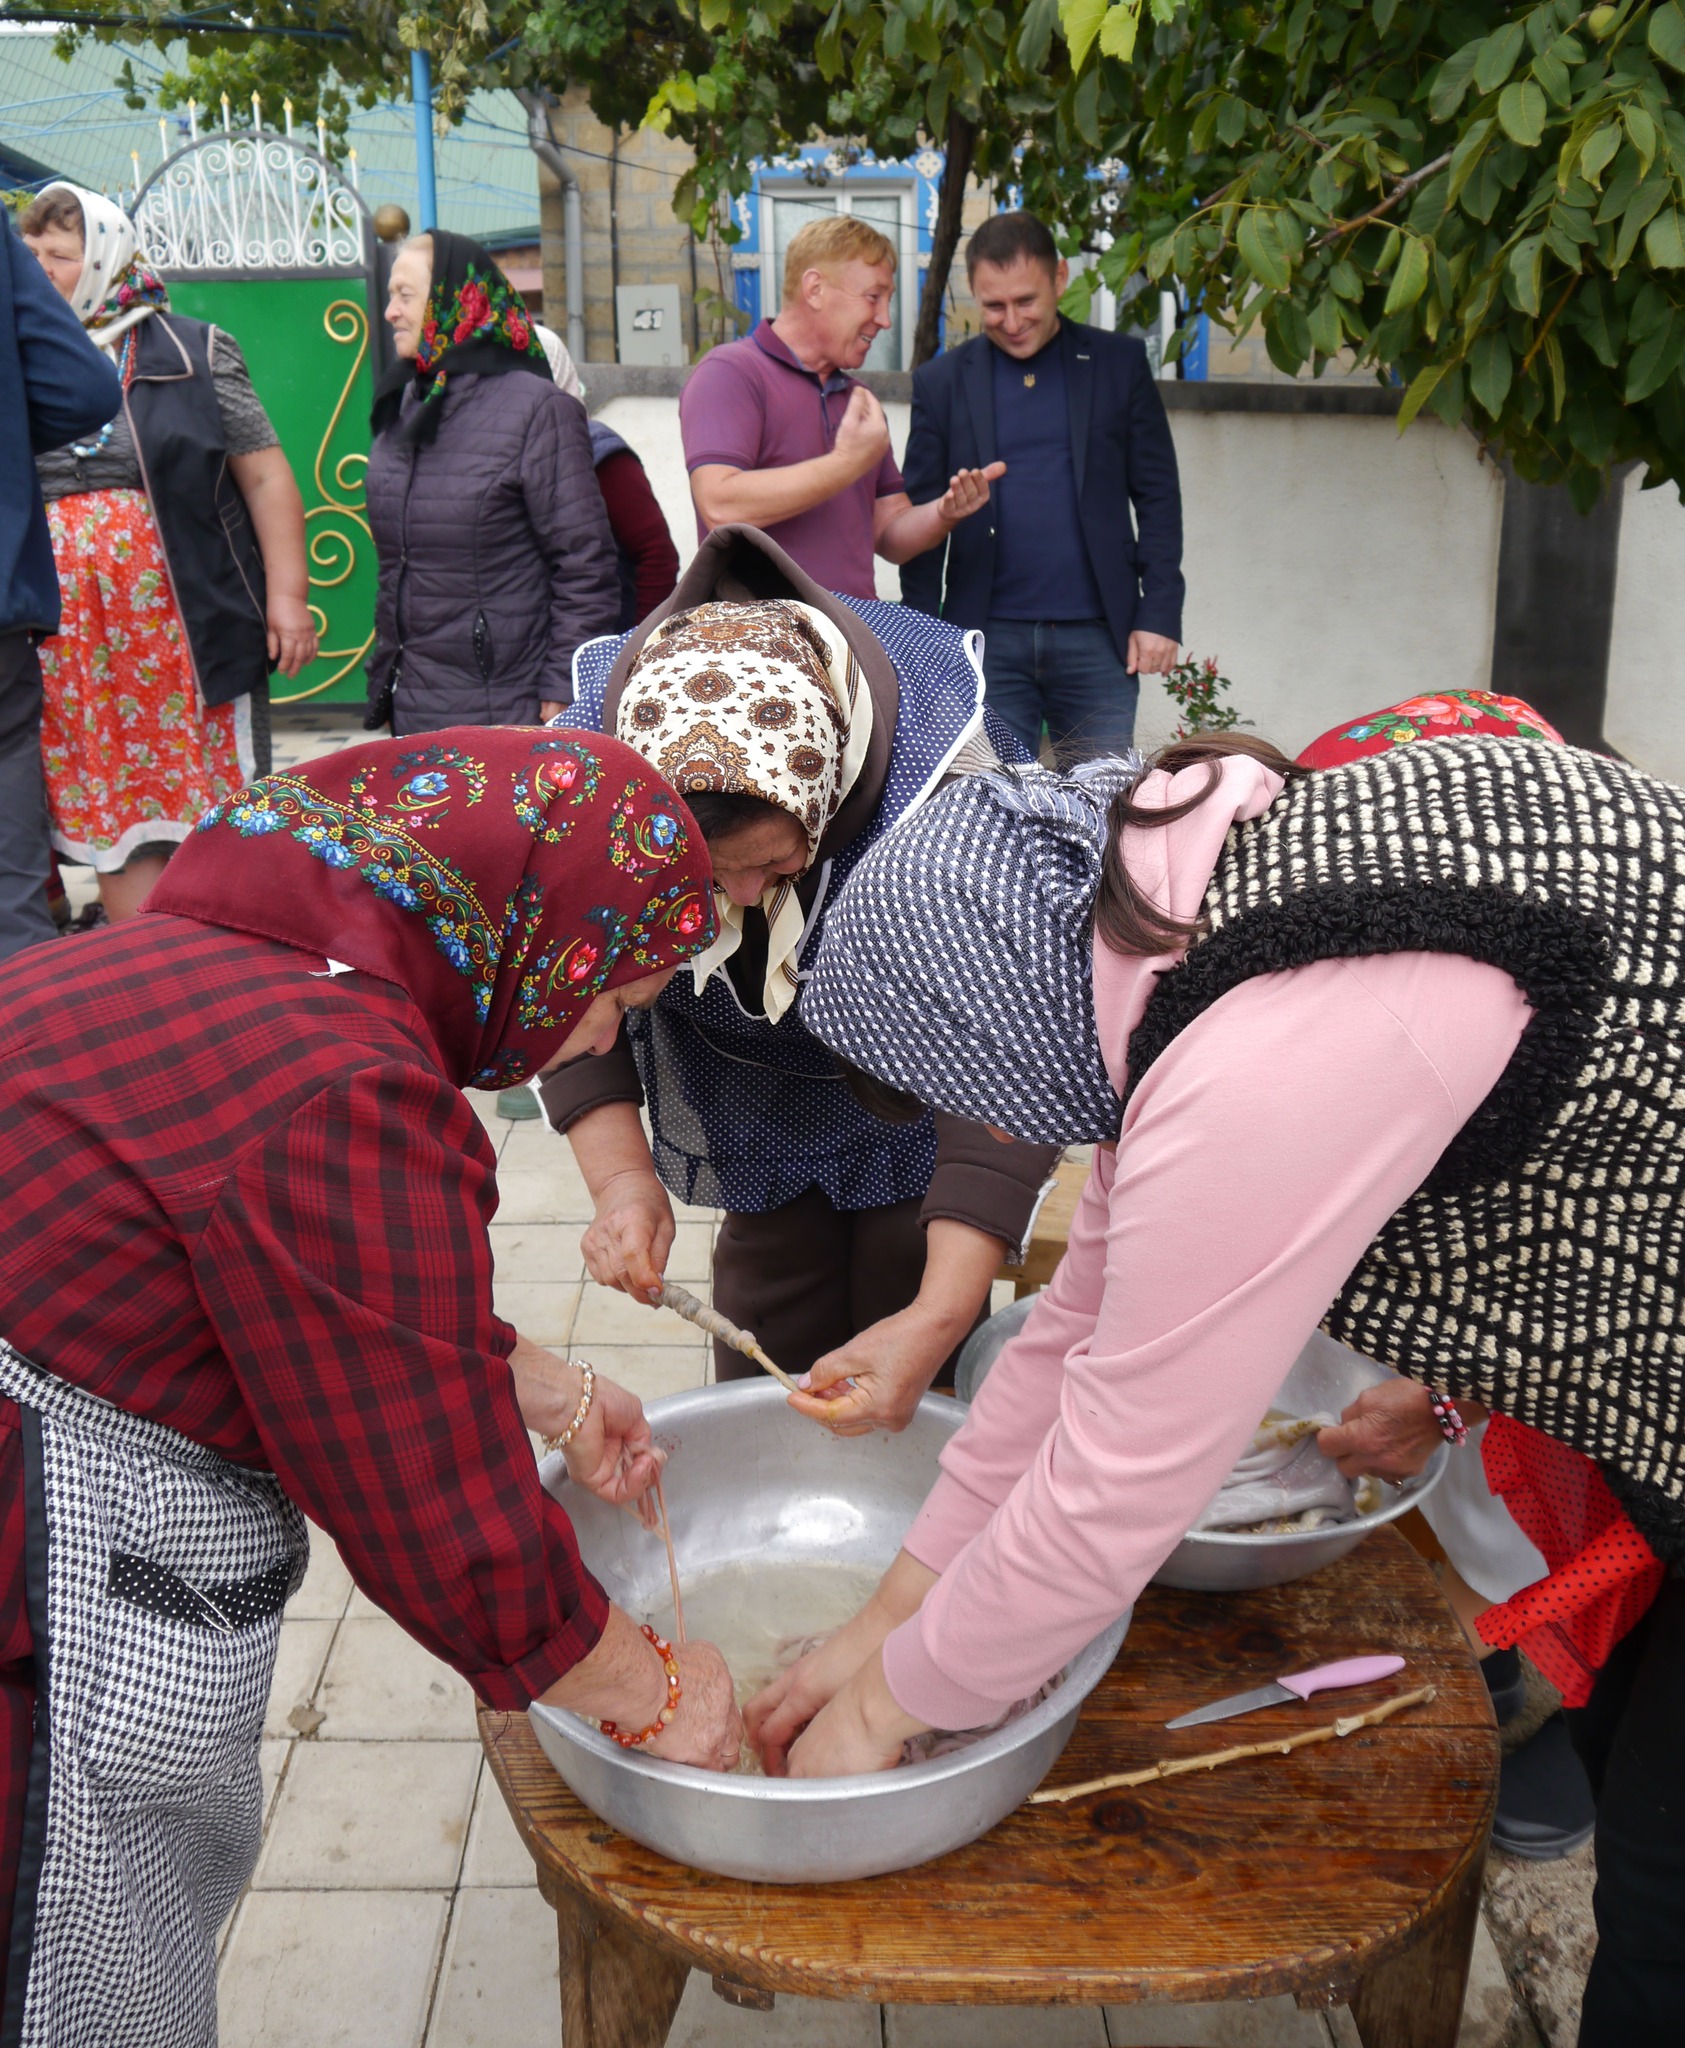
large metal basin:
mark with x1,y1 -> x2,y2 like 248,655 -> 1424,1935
529,1381 -> 1129,1884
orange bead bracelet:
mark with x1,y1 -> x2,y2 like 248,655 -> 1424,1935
599,1625 -> 682,1748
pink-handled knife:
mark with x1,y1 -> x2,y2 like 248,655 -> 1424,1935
1164,1655 -> 1406,1730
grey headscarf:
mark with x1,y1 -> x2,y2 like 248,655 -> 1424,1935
802,758 -> 1143,1144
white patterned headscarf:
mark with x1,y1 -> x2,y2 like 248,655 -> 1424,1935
802,759 -> 1142,1142
38,184 -> 159,347
615,599 -> 873,1023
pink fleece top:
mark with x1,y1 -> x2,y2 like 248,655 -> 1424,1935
882,756 -> 1534,1730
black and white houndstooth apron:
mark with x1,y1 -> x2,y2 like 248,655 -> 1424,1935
0,1339 -> 307,2047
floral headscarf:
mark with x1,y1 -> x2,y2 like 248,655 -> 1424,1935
36,182 -> 168,347
372,228 -> 551,449
146,728 -> 716,1090
1298,690 -> 1564,769
614,599 -> 874,1023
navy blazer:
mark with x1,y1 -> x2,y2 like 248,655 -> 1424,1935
899,319 -> 1184,658
0,210 -> 122,637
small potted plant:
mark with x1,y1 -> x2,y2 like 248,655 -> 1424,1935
1162,654 -> 1245,739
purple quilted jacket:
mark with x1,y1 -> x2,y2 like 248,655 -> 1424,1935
364,370 -> 619,734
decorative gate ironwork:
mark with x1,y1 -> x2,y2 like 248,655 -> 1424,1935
132,113 -> 380,706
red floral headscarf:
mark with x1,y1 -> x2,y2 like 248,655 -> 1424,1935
148,728 -> 715,1090
1298,688 -> 1563,769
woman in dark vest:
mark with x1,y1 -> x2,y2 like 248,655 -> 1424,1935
543,522 -> 1059,1419
752,730 -> 1685,2043
364,232 -> 619,736
20,183 -> 316,922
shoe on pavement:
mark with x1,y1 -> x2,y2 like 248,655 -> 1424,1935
1482,1644 -> 1527,1725
497,1083 -> 542,1121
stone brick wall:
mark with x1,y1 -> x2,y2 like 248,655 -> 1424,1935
537,88 -> 702,362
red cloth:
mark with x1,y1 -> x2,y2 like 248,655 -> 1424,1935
1474,1416 -> 1664,1706
1297,689 -> 1563,769
596,449 -> 679,624
148,726 -> 716,1091
1298,692 -> 1660,1699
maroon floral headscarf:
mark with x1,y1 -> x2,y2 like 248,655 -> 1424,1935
148,728 -> 716,1090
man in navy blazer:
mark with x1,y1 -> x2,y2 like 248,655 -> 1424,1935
901,211 -> 1184,758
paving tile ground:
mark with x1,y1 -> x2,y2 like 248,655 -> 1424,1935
208,713 -> 1577,2045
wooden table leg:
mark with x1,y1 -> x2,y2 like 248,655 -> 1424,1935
1348,1852 -> 1485,2048
546,1877 -> 691,2048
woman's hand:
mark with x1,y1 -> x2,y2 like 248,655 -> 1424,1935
744,1552 -> 937,1773
1318,1377 -> 1489,1480
562,1369 -> 663,1508
540,1609 -> 741,1772
509,1332 -> 661,1508
787,1302 -> 955,1437
642,1640 -> 744,1772
785,1651 -> 927,1779
266,591 -> 320,677
581,1166 -> 674,1302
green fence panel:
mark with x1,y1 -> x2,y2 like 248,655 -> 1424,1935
169,276 -> 377,707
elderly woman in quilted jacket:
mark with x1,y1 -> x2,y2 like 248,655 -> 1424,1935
364,231 -> 619,736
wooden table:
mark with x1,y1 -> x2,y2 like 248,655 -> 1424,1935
479,1526 -> 1496,2048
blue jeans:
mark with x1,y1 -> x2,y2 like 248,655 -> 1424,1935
981,617 -> 1138,762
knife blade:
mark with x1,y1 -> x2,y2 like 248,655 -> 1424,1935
1165,1654 -> 1406,1731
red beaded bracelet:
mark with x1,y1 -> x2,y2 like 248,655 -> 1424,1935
1428,1389 -> 1469,1447
599,1625 -> 682,1748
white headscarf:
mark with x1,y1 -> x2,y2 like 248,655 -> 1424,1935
38,182 -> 158,349
534,323 -> 585,399
615,599 -> 873,1023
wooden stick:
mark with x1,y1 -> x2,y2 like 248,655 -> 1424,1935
652,1473 -> 685,1644
658,1282 -> 803,1394
1027,1685 -> 1437,1804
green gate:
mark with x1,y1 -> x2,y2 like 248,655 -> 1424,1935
133,123 -> 383,706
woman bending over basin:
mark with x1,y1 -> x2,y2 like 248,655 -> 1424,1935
751,730 -> 1685,2047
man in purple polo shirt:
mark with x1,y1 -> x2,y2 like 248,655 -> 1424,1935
681,216 -> 1001,600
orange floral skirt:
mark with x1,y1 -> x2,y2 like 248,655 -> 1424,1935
40,489 -> 254,873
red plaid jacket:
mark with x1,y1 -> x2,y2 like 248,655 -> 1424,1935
0,915 -> 608,1708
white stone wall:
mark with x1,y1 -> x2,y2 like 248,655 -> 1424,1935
1605,468 -> 1685,783
594,392 -> 1682,779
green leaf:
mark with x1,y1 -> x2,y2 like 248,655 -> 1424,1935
1614,173 -> 1670,270
1533,50 -> 1571,107
1623,105 -> 1658,176
1238,208 -> 1292,290
1647,210 -> 1685,268
1098,0 -> 1140,61
1396,360 -> 1449,431
1071,59 -> 1101,144
814,0 -> 844,74
1579,123 -> 1621,188
882,10 -> 906,60
699,0 -> 733,25
1627,308 -> 1685,402
1216,93 -> 1249,147
907,17 -> 942,61
1470,328 -> 1514,416
1449,118 -> 1495,202
1384,233 -> 1430,314
1307,292 -> 1344,355
1330,258 -> 1364,300
1497,80 -> 1548,147
1015,0 -> 1059,71
1648,0 -> 1685,73
1474,21 -> 1526,94
1430,39 -> 1483,121
1509,231 -> 1545,314
1059,0 -> 1109,70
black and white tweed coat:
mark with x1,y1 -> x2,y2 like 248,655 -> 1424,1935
1125,736 -> 1685,1543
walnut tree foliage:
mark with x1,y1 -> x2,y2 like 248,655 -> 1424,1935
41,0 -> 1685,490
1061,0 -> 1685,505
